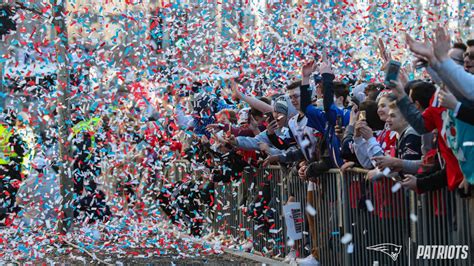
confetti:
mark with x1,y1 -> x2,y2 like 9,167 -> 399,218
0,0 -> 470,263
365,200 -> 374,212
305,204 -> 316,216
391,182 -> 402,193
341,233 -> 353,245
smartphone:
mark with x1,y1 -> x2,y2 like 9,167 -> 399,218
358,110 -> 366,121
384,60 -> 401,86
391,173 -> 404,182
337,115 -> 343,127
265,112 -> 274,122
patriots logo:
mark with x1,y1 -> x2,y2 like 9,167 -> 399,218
404,146 -> 420,156
366,243 -> 402,261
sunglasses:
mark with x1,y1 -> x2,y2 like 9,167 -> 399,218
464,52 -> 474,60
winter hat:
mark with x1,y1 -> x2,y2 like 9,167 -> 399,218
273,98 -> 288,116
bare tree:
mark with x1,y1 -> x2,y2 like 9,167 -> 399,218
52,0 -> 74,234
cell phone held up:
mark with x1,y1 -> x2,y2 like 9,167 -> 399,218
358,110 -> 366,121
265,112 -> 275,122
384,60 -> 401,86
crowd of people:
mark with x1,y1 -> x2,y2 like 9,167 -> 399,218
155,26 -> 474,265
0,23 -> 473,265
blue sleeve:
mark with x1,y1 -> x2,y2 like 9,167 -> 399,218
322,73 -> 335,113
322,73 -> 338,126
305,105 -> 327,133
343,108 -> 351,127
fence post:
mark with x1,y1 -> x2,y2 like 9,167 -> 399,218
409,190 -> 416,265
340,169 -> 351,266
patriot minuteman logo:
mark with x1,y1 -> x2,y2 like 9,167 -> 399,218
367,243 -> 403,261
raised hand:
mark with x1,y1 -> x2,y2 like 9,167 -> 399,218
318,49 -> 333,75
230,78 -> 243,101
438,87 -> 459,110
349,106 -> 359,126
405,32 -> 438,65
432,26 -> 451,62
302,60 -> 317,85
266,119 -> 278,135
391,79 -> 407,100
377,38 -> 392,71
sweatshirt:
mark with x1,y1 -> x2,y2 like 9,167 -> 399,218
397,95 -> 464,190
431,58 -> 474,102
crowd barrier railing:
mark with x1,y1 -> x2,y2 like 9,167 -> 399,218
341,168 -> 411,265
170,161 -> 474,265
411,187 -> 474,266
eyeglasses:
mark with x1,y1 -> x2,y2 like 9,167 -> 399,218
452,57 -> 465,65
464,52 -> 474,60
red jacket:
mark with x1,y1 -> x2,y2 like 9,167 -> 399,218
422,105 -> 464,190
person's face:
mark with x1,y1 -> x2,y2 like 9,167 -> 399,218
464,46 -> 474,74
449,48 -> 465,66
287,88 -> 301,111
315,84 -> 323,98
377,97 -> 390,122
217,113 -> 229,124
273,111 -> 287,129
386,108 -> 407,133
334,96 -> 342,107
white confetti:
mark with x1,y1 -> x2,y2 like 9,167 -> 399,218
365,199 -> 374,212
347,243 -> 354,253
306,204 -> 316,216
391,182 -> 402,193
341,233 -> 352,244
287,238 -> 295,247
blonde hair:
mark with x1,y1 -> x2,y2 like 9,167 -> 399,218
388,101 -> 398,110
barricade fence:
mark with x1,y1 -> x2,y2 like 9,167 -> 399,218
169,161 -> 474,265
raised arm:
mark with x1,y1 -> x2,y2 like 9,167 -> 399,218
301,61 -> 317,113
231,79 -> 273,113
319,51 -> 336,117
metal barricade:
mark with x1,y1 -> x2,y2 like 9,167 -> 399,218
341,168 -> 411,265
313,169 -> 346,266
411,188 -> 473,266
284,167 -> 310,258
171,163 -> 474,265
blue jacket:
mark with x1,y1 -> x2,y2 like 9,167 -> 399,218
321,73 -> 350,168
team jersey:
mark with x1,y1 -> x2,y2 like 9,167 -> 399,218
288,114 -> 323,162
